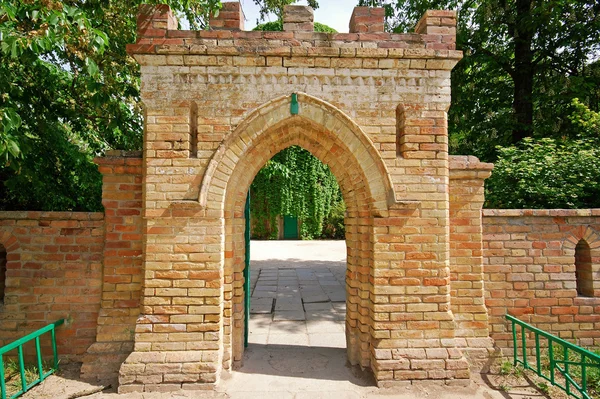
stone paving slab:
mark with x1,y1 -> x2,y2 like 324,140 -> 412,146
303,302 -> 334,311
250,298 -> 273,314
273,310 -> 306,321
302,293 -> 330,303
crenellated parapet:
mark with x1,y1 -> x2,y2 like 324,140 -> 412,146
126,4 -> 461,69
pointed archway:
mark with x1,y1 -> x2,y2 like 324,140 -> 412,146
202,94 -> 393,374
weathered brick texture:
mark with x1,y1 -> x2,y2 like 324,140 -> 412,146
82,151 -> 144,381
2,2 -> 598,394
0,212 -> 104,360
116,3 -> 469,392
482,210 -> 600,351
283,5 -> 314,32
209,2 -> 244,31
449,156 -> 496,368
349,7 -> 385,33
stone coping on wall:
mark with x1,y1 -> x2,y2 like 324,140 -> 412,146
127,5 -> 462,68
0,211 -> 104,221
483,209 -> 600,217
448,155 -> 493,180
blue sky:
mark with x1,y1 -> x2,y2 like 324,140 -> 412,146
236,0 -> 355,33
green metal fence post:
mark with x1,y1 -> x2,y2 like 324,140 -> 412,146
0,355 -> 6,399
581,353 -> 587,393
564,346 -> 570,396
535,332 -> 541,373
512,318 -> 518,366
1,319 -> 65,399
51,326 -> 58,369
521,324 -> 528,368
506,314 -> 600,399
244,191 -> 251,348
549,338 -> 555,385
34,337 -> 43,382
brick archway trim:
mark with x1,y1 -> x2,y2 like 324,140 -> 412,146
198,92 -> 396,216
563,225 -> 600,250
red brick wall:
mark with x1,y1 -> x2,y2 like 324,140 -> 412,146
482,209 -> 600,350
0,212 -> 104,360
0,248 -> 6,304
81,150 -> 143,380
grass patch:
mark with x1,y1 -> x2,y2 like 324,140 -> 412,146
540,345 -> 600,398
3,359 -> 55,397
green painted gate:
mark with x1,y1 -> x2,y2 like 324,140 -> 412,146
283,215 -> 299,240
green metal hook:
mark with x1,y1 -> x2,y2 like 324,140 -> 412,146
291,93 -> 299,115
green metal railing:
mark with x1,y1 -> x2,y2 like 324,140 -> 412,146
507,314 -> 600,399
0,319 -> 64,399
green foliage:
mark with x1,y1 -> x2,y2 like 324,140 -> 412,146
0,0 -> 221,211
568,98 -> 600,140
486,138 -> 600,208
3,358 -> 54,397
252,0 -> 319,21
486,100 -> 600,208
253,20 -> 336,33
499,360 -> 524,377
321,200 -> 345,239
538,344 -> 600,398
363,0 -> 600,161
535,382 -> 550,395
313,22 -> 337,34
253,20 -> 284,31
499,360 -> 513,375
250,146 -> 344,240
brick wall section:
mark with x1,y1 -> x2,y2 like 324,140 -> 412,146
448,156 -> 495,367
283,5 -> 314,32
137,4 -> 177,37
0,212 -> 103,360
209,2 -> 244,31
0,249 -> 6,303
349,7 -> 385,33
81,151 -> 144,381
414,10 -> 457,50
482,209 -> 600,351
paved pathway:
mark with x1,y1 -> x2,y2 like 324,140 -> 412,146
247,240 -> 346,347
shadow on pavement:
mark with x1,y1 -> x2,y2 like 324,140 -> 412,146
234,343 -> 376,387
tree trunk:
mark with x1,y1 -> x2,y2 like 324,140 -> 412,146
512,0 -> 534,144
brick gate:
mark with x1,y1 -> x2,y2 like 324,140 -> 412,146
86,2 -> 493,392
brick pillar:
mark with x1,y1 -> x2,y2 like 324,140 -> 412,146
349,7 -> 385,33
137,4 -> 178,38
82,151 -> 144,381
415,10 -> 457,50
209,1 -> 244,30
283,5 -> 314,32
369,9 -> 470,387
448,156 -> 496,370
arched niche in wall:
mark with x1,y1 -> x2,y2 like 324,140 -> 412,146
575,239 -> 593,297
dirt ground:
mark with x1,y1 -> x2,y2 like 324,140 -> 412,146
19,359 -> 560,399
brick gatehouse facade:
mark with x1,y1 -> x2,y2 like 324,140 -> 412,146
0,2 -> 598,393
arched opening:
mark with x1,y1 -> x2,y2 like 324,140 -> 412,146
575,239 -> 594,297
0,244 -> 6,306
223,123 -> 375,372
250,146 -> 344,241
208,96 -> 389,380
244,145 -> 349,378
